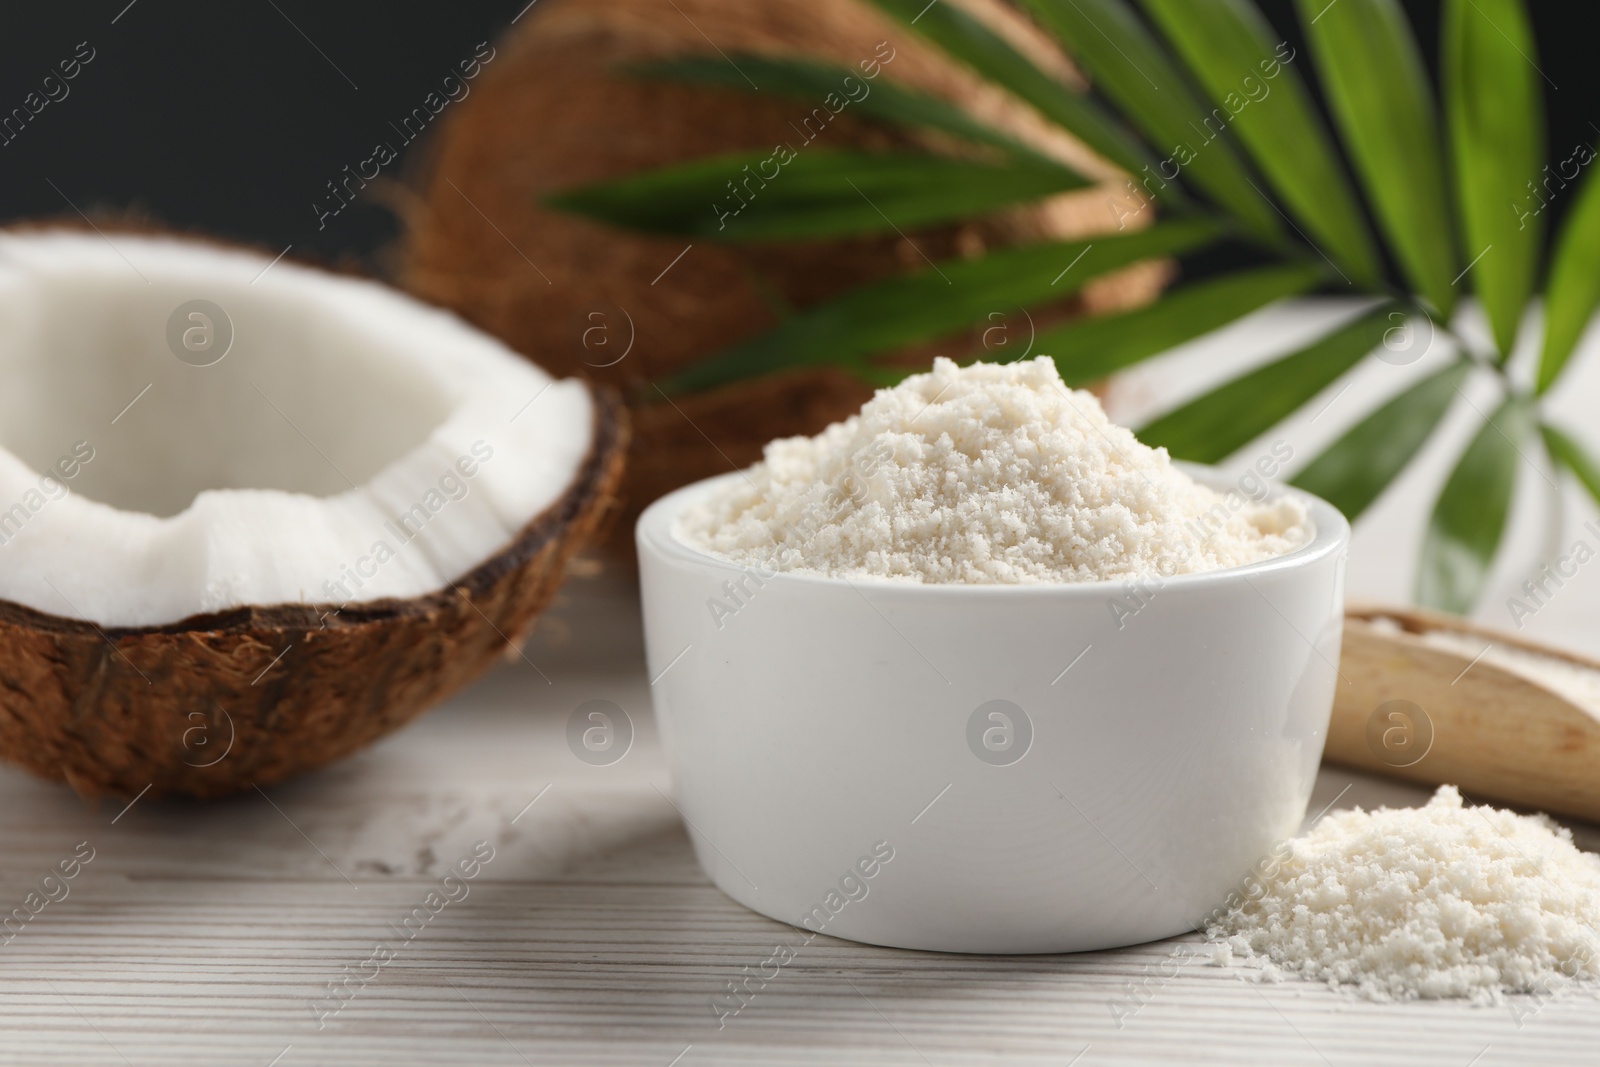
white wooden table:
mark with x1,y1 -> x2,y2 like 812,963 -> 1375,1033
7,301 -> 1600,1065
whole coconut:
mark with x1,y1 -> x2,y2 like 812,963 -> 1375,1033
399,0 -> 1169,545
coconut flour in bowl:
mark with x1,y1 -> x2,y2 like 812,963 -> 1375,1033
681,357 -> 1309,583
639,355 -> 1350,953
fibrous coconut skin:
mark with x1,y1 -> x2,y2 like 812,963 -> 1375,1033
398,0 -> 1171,549
0,229 -> 628,798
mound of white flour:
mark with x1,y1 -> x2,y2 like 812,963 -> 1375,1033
1210,786 -> 1600,1002
681,357 -> 1308,583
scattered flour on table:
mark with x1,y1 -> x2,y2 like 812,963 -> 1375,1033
680,357 -> 1309,583
1209,786 -> 1600,1003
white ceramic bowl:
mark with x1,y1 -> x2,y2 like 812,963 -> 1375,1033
637,467 -> 1348,953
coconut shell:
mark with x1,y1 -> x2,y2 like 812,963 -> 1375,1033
398,0 -> 1170,544
0,390 -> 627,800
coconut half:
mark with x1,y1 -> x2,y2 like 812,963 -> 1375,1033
0,228 -> 625,798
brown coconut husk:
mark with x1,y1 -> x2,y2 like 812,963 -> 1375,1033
0,386 -> 627,800
398,0 -> 1170,547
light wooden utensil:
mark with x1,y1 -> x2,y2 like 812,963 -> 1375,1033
1326,604 -> 1600,823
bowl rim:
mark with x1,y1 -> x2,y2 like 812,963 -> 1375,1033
637,461 -> 1350,597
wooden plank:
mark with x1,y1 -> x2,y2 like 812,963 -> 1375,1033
2,575 -> 1600,1064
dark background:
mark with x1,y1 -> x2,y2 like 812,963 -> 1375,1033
0,1 -> 531,268
0,1 -> 1589,276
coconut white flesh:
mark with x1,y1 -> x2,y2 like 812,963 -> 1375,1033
0,231 -> 594,628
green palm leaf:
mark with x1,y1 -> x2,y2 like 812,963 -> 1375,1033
635,55 -> 1055,164
1296,0 -> 1458,315
1137,303 -> 1394,462
1042,262 -> 1328,386
1016,0 -> 1281,241
1417,396 -> 1530,612
1537,153 -> 1600,393
546,149 -> 1086,242
1540,423 -> 1600,508
1291,359 -> 1470,521
660,218 -> 1223,393
864,0 -> 1158,180
1139,0 -> 1380,286
1442,0 -> 1544,357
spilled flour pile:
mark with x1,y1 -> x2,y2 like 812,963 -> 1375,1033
682,357 -> 1308,582
1210,787 -> 1600,1002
